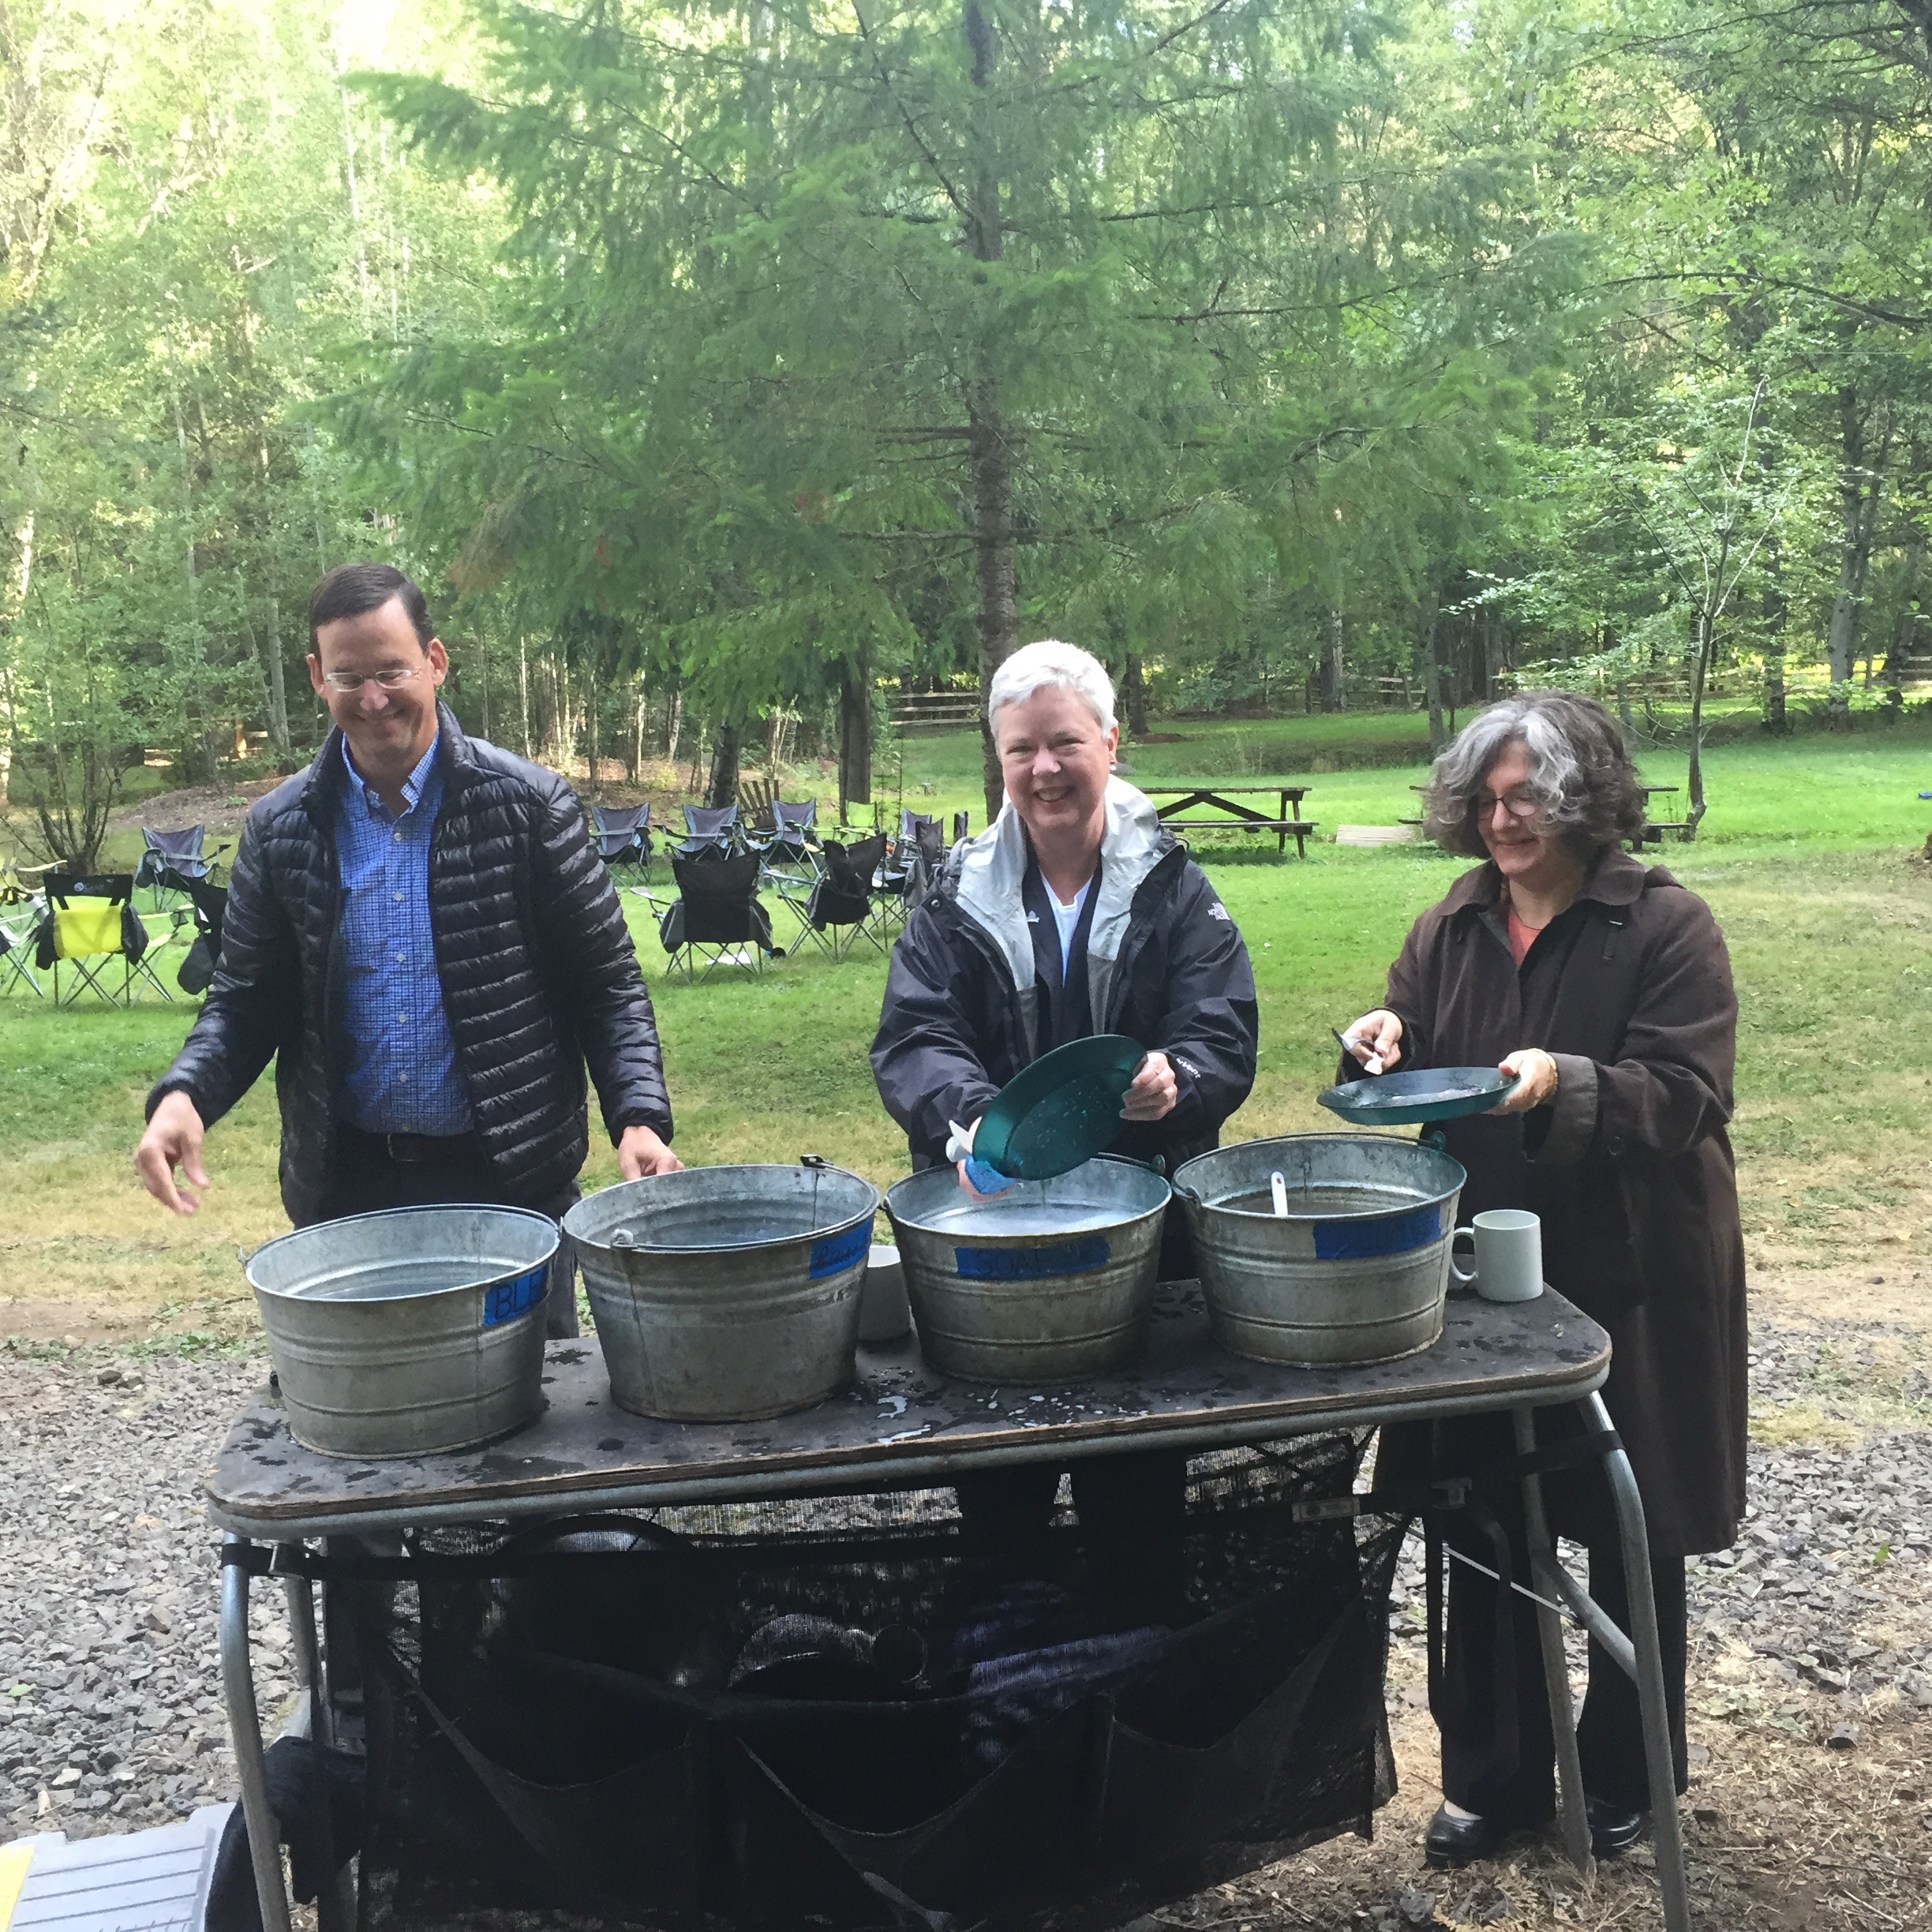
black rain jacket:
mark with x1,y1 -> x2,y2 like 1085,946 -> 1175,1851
147,704 -> 672,1225
871,780 -> 1258,1175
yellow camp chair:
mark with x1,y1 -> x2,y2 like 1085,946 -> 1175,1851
36,873 -> 173,1005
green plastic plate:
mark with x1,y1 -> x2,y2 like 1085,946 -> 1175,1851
1318,1065 -> 1516,1127
972,1034 -> 1149,1181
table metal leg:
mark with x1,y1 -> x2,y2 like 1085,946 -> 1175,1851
1585,1391 -> 1691,1932
1513,1408 -> 1593,1877
285,1571 -> 356,1932
221,1535 -> 294,1932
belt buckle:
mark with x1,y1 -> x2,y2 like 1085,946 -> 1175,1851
385,1131 -> 420,1164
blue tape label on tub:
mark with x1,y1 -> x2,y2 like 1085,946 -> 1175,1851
809,1218 -> 874,1279
953,1236 -> 1110,1281
1312,1203 -> 1442,1262
483,1265 -> 549,1327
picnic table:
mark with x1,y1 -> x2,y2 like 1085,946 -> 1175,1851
1136,785 -> 1319,857
1634,783 -> 1685,846
208,1284 -> 1690,1932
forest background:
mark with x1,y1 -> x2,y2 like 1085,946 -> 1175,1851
6,0 -> 1932,855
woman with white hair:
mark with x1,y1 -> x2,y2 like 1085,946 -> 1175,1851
871,638 -> 1259,1541
872,638 -> 1257,1190
1342,691 -> 1747,1870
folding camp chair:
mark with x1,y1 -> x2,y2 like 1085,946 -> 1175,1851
953,809 -> 971,843
878,811 -> 943,932
134,826 -> 228,910
650,852 -> 773,983
36,873 -> 173,1005
671,803 -> 743,859
176,877 -> 228,995
589,803 -> 654,885
778,833 -> 889,961
752,799 -> 823,889
895,814 -> 946,920
0,904 -> 43,996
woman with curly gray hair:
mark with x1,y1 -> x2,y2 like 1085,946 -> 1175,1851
1342,691 -> 1747,1873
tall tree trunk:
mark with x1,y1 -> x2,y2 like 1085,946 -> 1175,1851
1123,653 -> 1149,738
838,647 -> 873,823
586,657 -> 601,797
0,507 -> 33,806
263,595 -> 290,760
664,681 -> 682,760
1322,608 -> 1346,713
964,0 -> 1014,826
1885,440 -> 1926,712
1825,388 -> 1892,729
517,635 -> 532,758
628,687 -> 644,781
1761,556 -> 1788,735
339,81 -> 373,327
1421,610 -> 1446,757
1684,606 -> 1713,840
706,718 -> 742,809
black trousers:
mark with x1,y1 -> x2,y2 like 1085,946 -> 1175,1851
1436,1507 -> 1688,1822
309,1124 -> 581,1339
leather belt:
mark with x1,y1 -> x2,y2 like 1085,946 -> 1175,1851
342,1123 -> 487,1166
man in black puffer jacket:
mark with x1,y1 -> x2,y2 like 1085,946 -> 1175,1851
135,564 -> 677,1336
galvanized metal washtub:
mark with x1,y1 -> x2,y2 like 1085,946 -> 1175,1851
885,1156 -> 1170,1383
245,1204 -> 560,1458
564,1159 -> 879,1421
1172,1134 -> 1466,1366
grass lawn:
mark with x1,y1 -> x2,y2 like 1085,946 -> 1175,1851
2,718 -> 1929,1340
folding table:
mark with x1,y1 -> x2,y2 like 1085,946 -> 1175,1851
206,1286 -> 1690,1932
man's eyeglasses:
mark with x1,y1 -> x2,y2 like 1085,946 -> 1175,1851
319,666 -> 424,694
1474,790 -> 1541,820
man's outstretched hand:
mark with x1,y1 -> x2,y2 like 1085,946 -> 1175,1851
137,1091 -> 210,1216
618,1124 -> 683,1179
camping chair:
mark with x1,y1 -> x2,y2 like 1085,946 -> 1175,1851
134,826 -> 228,909
953,810 -> 971,843
878,811 -> 943,931
0,903 -> 43,996
779,833 -> 889,961
752,799 -> 822,888
589,803 -> 653,885
35,873 -> 173,1006
176,877 -> 228,996
671,803 -> 743,859
650,852 -> 773,983
893,814 -> 946,921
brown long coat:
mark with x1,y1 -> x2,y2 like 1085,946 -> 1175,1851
1372,848 -> 1747,1555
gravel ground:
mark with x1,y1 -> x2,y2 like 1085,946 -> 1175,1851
2,1316 -> 1927,1931
0,1354 -> 290,1839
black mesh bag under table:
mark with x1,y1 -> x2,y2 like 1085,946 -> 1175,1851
348,1433 -> 1407,1932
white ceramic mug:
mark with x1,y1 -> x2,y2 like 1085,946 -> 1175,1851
1448,1208 -> 1544,1302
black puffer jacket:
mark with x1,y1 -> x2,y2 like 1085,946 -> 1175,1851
148,705 -> 672,1225
872,781 -> 1257,1175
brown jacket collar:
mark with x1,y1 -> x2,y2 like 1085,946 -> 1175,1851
1440,844 -> 1666,918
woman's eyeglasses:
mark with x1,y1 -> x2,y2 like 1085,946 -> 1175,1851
1474,791 -> 1540,820
319,666 -> 424,694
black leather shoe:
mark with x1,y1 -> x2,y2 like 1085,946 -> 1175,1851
1424,1803 -> 1510,1868
1586,1797 -> 1649,1859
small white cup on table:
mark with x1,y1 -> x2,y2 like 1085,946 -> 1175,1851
1449,1209 -> 1544,1302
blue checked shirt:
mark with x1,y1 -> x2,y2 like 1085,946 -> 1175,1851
335,736 -> 474,1134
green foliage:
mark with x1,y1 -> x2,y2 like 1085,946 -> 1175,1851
2,0 -> 1932,788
